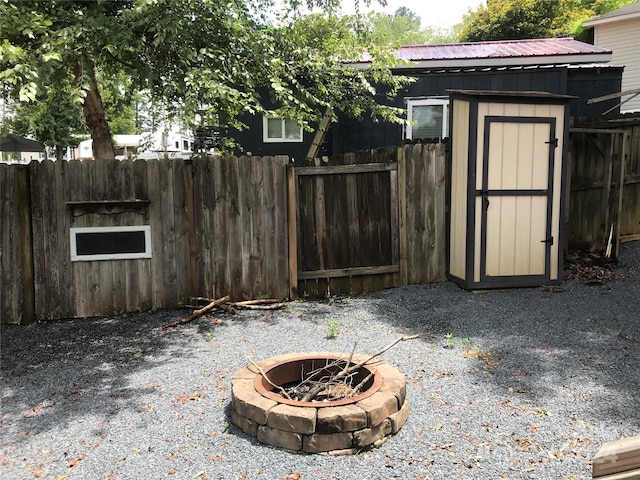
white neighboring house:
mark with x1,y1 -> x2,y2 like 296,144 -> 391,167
76,127 -> 194,160
583,2 -> 640,113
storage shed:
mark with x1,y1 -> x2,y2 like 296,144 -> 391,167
447,90 -> 572,289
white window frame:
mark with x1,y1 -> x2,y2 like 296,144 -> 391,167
262,116 -> 303,143
70,225 -> 152,262
405,98 -> 450,140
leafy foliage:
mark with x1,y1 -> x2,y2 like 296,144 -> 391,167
458,0 -> 636,42
365,7 -> 457,46
1,0 -> 411,158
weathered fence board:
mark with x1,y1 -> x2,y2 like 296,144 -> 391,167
292,144 -> 448,297
404,144 -> 447,284
192,155 -> 290,300
25,158 -> 193,320
295,148 -> 400,297
0,165 -> 34,324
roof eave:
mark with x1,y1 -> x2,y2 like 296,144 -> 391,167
349,53 -> 613,70
583,11 -> 640,27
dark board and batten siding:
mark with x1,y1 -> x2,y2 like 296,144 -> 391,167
232,66 -> 622,158
330,66 -> 622,155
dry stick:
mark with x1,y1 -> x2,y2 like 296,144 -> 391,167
249,359 -> 293,401
337,343 -> 358,378
300,334 -> 421,402
289,358 -> 346,393
350,334 -> 421,372
349,368 -> 377,397
233,303 -> 285,311
164,295 -> 231,329
231,299 -> 282,306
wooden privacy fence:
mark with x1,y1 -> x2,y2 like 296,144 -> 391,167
0,145 -> 446,324
0,156 -> 290,324
2,133 -> 638,324
568,116 -> 640,251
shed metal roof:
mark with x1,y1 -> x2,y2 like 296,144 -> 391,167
355,38 -> 612,70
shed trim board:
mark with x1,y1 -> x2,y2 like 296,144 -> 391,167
448,90 -> 571,289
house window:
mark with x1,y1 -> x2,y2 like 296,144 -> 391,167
406,99 -> 449,140
70,226 -> 152,261
263,117 -> 303,143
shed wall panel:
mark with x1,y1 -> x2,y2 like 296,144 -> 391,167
449,100 -> 469,279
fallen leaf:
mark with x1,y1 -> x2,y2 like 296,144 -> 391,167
68,455 -> 87,470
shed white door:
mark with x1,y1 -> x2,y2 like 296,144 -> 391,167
479,116 -> 556,282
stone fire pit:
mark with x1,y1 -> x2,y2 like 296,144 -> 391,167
230,352 -> 409,454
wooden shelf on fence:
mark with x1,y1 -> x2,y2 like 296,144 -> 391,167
66,200 -> 150,217
593,435 -> 640,479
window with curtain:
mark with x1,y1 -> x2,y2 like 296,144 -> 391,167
406,99 -> 449,140
263,117 -> 303,142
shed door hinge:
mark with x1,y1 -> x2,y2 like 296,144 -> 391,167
545,138 -> 558,148
541,236 -> 554,245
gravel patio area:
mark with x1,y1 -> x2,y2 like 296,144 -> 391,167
1,242 -> 639,480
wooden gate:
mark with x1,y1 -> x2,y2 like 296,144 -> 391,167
288,150 -> 403,298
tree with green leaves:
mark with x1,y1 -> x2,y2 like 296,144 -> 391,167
1,0 -> 409,160
366,7 -> 457,46
458,0 -> 636,42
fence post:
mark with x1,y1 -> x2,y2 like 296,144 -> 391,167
397,146 -> 408,286
184,159 -> 198,297
287,164 -> 298,300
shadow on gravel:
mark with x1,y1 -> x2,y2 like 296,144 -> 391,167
1,243 -> 638,479
0,309 -> 202,437
358,241 -> 640,425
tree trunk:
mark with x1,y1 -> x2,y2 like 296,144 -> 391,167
55,145 -> 64,161
75,59 -> 115,160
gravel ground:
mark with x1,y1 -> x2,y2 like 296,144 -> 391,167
1,242 -> 639,480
